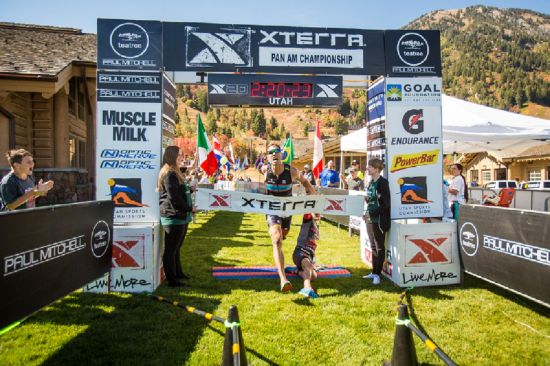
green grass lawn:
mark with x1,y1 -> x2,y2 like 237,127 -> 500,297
1,211 -> 549,365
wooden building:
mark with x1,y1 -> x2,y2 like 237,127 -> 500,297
0,22 -> 96,203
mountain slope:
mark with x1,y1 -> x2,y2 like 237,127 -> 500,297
406,5 -> 550,118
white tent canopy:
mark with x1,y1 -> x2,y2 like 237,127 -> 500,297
340,94 -> 550,155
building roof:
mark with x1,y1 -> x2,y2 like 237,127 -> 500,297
0,22 -> 96,78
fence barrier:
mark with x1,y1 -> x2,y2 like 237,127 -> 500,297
386,289 -> 457,366
151,295 -> 247,366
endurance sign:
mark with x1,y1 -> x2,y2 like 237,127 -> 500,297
208,74 -> 342,107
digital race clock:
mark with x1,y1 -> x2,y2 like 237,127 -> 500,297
208,74 -> 342,107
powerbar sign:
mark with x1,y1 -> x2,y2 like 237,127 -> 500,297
196,189 -> 364,216
162,22 -> 386,75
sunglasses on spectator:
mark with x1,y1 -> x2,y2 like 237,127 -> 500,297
268,148 -> 281,155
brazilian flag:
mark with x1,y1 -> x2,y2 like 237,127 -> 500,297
282,135 -> 295,164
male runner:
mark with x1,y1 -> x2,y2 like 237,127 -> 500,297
263,143 -> 315,292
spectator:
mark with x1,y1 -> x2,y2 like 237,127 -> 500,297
0,149 -> 54,211
302,164 -> 316,186
448,163 -> 467,219
362,158 -> 390,286
351,159 -> 364,180
319,160 -> 340,187
340,167 -> 364,191
157,146 -> 194,287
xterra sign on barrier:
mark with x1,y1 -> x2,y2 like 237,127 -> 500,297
0,201 -> 114,329
459,205 -> 550,308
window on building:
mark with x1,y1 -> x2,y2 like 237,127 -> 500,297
69,135 -> 86,169
470,170 -> 479,185
494,168 -> 507,180
528,170 -> 542,181
68,77 -> 87,122
482,169 -> 491,183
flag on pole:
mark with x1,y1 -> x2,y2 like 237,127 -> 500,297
212,133 -> 224,166
312,121 -> 324,178
243,155 -> 249,169
281,134 -> 295,164
235,157 -> 241,171
197,115 -> 218,176
228,142 -> 235,164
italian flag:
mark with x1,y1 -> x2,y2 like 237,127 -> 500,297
312,120 -> 324,178
197,114 -> 218,176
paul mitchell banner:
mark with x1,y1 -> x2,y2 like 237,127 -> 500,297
0,201 -> 114,329
96,70 -> 162,223
196,189 -> 364,216
459,205 -> 550,308
97,19 -> 162,70
385,77 -> 443,219
384,30 -> 441,77
163,22 -> 385,75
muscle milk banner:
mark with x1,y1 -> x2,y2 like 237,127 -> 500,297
385,77 -> 443,218
459,205 -> 550,308
0,201 -> 114,328
196,189 -> 364,216
96,70 -> 163,223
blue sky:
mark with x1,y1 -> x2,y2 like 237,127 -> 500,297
1,0 -> 548,33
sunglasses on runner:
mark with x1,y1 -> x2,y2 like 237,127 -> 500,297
267,148 -> 281,155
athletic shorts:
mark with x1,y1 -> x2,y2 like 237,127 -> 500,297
266,215 -> 292,230
292,246 -> 314,271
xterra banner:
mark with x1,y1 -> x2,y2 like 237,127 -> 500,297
162,22 -> 385,75
196,189 -> 364,216
0,201 -> 114,329
459,204 -> 550,308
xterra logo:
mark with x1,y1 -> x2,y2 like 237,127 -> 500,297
186,26 -> 252,67
405,235 -> 452,266
316,84 -> 339,98
259,30 -> 364,47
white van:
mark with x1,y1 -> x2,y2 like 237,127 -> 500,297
483,180 -> 517,190
524,180 -> 550,190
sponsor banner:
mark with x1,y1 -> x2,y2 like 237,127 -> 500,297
384,220 -> 459,287
110,224 -> 163,293
96,101 -> 162,223
97,19 -> 162,70
349,190 -> 366,231
385,30 -> 441,77
163,22 -> 385,75
386,90 -> 443,218
196,188 -> 364,216
162,73 -> 177,122
208,74 -> 342,107
385,77 -> 442,105
97,70 -> 162,103
0,201 -> 114,328
367,77 -> 385,122
459,205 -> 550,308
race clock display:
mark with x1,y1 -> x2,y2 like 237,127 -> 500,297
208,74 -> 342,107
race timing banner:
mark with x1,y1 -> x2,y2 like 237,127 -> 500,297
196,189 -> 364,216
